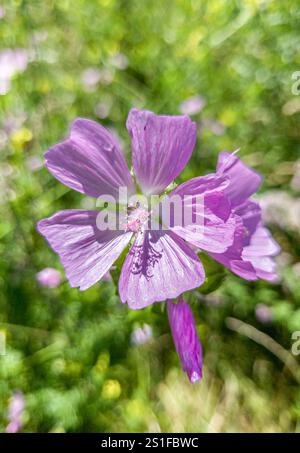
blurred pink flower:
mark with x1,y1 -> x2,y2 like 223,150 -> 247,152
109,53 -> 129,70
255,304 -> 272,324
179,95 -> 206,116
6,392 -> 25,433
81,68 -> 102,92
2,112 -> 27,135
0,49 -> 28,95
94,99 -> 112,119
131,324 -> 153,345
36,267 -> 62,288
0,113 -> 27,151
81,68 -> 114,92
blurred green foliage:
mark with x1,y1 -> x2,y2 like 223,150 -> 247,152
0,0 -> 300,432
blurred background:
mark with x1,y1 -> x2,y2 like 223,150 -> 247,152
1,0 -> 300,433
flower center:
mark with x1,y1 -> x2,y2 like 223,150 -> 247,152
122,203 -> 150,233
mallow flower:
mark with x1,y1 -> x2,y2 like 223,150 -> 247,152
209,151 -> 280,282
37,108 -> 279,383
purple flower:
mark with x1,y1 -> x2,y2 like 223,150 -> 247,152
209,151 -> 280,282
36,267 -> 62,288
36,109 -> 279,382
167,297 -> 202,382
37,109 -> 240,308
6,392 -> 25,433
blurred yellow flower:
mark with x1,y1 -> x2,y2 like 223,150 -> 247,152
10,127 -> 33,149
102,379 -> 121,399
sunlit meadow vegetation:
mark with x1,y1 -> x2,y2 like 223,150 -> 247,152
1,0 -> 300,432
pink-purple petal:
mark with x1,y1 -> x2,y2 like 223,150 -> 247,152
119,230 -> 205,309
229,260 -> 258,281
242,226 -> 280,257
164,174 -> 235,253
234,200 -> 261,242
167,297 -> 202,383
45,118 -> 136,199
209,214 -> 258,280
210,211 -> 280,281
242,226 -> 280,282
172,214 -> 237,253
217,151 -> 262,207
126,108 -> 197,195
37,210 -> 132,290
166,173 -> 232,221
